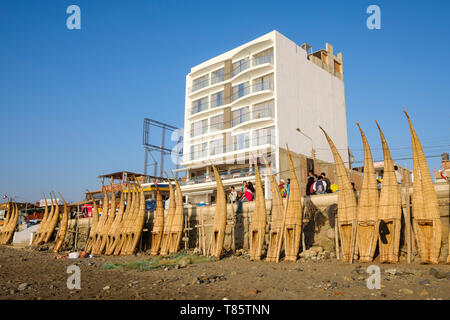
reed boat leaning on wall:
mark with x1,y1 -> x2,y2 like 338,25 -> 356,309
160,177 -> 176,256
0,202 -> 12,244
264,156 -> 286,263
105,190 -> 125,255
249,162 -> 267,261
32,195 -> 49,245
208,165 -> 227,259
404,111 -> 442,264
284,147 -> 303,262
113,185 -> 134,256
320,127 -> 357,263
375,121 -> 402,263
119,187 -> 138,256
53,193 -> 69,253
0,202 -> 18,245
169,174 -> 184,254
149,183 -> 164,255
35,193 -> 55,245
356,123 -> 379,262
86,195 -> 100,253
96,178 -> 116,254
43,192 -> 60,244
92,188 -> 109,255
124,187 -> 146,255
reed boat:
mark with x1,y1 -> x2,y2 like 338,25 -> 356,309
149,183 -> 164,255
119,187 -> 138,255
264,157 -> 286,263
404,111 -> 442,264
35,193 -> 55,245
160,177 -> 176,255
283,147 -> 303,262
105,190 -> 125,255
32,195 -> 49,245
53,193 -> 69,252
86,195 -> 99,253
92,189 -> 109,254
43,192 -> 60,244
124,187 -> 146,255
249,163 -> 266,261
95,178 -> 117,254
356,123 -> 379,262
113,185 -> 135,256
375,121 -> 402,263
0,202 -> 18,245
208,165 -> 227,259
169,174 -> 184,254
320,126 -> 357,263
0,202 -> 12,244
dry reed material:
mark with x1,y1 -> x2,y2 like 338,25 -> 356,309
113,185 -> 135,256
284,147 -> 303,262
149,184 -> 164,255
105,191 -> 125,255
123,187 -> 146,255
169,175 -> 184,254
92,189 -> 109,255
376,121 -> 402,263
0,202 -> 12,244
0,202 -> 18,245
264,157 -> 286,263
86,196 -> 100,253
160,178 -> 176,256
320,126 -> 357,263
208,165 -> 227,259
249,163 -> 266,261
120,187 -> 139,255
43,192 -> 60,244
53,193 -> 69,253
32,195 -> 49,245
356,123 -> 379,262
404,111 -> 442,264
35,193 -> 55,245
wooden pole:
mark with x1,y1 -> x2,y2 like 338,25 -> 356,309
403,168 -> 412,263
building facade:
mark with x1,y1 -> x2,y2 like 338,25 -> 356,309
180,31 -> 349,203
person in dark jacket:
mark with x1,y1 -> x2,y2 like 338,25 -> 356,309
321,172 -> 332,193
306,176 -> 316,195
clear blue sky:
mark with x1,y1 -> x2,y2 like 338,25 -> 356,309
1,0 -> 449,202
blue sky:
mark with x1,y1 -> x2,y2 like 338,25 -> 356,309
0,0 -> 449,202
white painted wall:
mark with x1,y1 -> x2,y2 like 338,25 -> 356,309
274,31 -> 349,166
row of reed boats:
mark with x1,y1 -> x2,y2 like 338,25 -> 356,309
1,112 -> 448,263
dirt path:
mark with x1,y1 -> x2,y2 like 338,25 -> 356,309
0,246 -> 448,300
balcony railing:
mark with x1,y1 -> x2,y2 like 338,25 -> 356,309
190,102 -> 209,115
191,76 -> 210,93
253,54 -> 274,68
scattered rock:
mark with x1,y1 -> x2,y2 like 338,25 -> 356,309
399,288 -> 414,295
18,283 -> 29,291
419,279 -> 431,286
103,286 -> 111,291
429,268 -> 446,279
385,268 -> 398,276
174,265 -> 180,270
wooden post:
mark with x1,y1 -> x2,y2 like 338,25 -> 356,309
334,213 -> 340,260
403,168 -> 412,263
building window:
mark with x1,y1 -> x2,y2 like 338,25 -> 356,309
192,74 -> 209,92
210,114 -> 224,133
191,96 -> 208,115
253,100 -> 274,119
211,68 -> 224,85
210,138 -> 223,156
232,57 -> 250,77
232,106 -> 250,127
211,91 -> 224,108
232,81 -> 249,101
253,48 -> 274,66
253,74 -> 274,92
190,142 -> 208,160
233,132 -> 250,151
190,119 -> 208,138
253,126 -> 275,147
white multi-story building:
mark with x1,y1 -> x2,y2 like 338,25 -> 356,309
180,30 -> 349,203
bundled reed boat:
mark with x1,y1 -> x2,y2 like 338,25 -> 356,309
169,174 -> 184,254
356,123 -> 379,262
320,126 -> 357,263
404,111 -> 442,264
0,202 -> 18,245
118,187 -> 138,256
123,187 -> 145,255
208,165 -> 227,259
53,193 -> 68,253
32,195 -> 49,245
160,177 -> 176,256
284,148 -> 303,262
86,195 -> 99,253
264,157 -> 285,263
149,183 -> 164,255
249,163 -> 266,261
92,188 -> 109,255
375,121 -> 402,263
39,192 -> 60,244
113,185 -> 135,255
105,190 -> 125,255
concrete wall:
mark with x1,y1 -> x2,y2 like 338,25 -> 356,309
274,31 -> 349,167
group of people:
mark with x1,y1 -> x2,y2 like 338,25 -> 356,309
305,171 -> 332,195
229,181 -> 256,213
